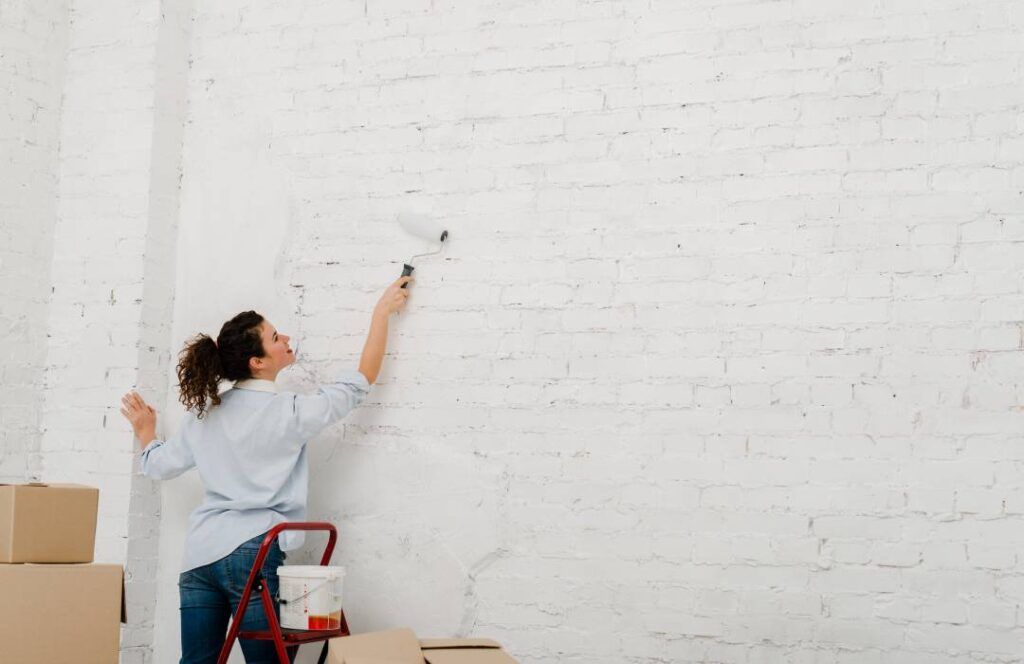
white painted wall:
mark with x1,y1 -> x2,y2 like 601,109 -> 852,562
148,1 -> 1024,662
4,0 -> 1024,662
23,0 -> 191,661
0,0 -> 68,482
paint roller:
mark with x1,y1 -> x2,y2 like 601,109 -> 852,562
397,212 -> 449,288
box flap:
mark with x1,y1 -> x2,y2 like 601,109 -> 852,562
328,628 -> 425,664
13,483 -> 92,489
121,570 -> 128,623
420,638 -> 517,664
23,563 -> 124,619
422,649 -> 518,664
420,639 -> 502,649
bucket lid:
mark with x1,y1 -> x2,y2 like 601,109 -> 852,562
277,565 -> 345,578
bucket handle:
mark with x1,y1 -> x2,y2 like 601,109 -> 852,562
278,577 -> 338,607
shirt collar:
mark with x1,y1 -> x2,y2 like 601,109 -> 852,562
233,378 -> 278,394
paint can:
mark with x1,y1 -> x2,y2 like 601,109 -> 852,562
277,565 -> 345,630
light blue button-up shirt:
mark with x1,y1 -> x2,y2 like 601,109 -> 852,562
139,370 -> 370,572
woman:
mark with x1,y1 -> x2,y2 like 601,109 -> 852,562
120,276 -> 411,664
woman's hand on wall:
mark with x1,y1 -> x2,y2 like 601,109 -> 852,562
373,276 -> 412,317
120,391 -> 157,447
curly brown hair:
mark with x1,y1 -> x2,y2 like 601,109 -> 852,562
176,310 -> 265,418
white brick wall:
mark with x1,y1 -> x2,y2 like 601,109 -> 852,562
123,0 -> 193,660
162,1 -> 1024,662
4,0 -> 1024,662
31,0 -> 190,661
0,0 -> 68,482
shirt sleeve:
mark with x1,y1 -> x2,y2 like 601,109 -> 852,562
139,421 -> 196,480
288,369 -> 371,441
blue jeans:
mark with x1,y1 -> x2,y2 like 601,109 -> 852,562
179,532 -> 296,664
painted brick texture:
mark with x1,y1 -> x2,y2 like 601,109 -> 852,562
3,0 -> 1023,662
0,0 -> 68,482
155,1 -> 1024,662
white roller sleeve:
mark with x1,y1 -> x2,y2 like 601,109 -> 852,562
397,212 -> 447,242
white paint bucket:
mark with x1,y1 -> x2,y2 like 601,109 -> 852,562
277,565 -> 345,630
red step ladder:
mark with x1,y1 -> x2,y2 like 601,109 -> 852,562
216,522 -> 349,664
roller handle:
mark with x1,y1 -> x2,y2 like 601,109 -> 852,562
400,264 -> 414,288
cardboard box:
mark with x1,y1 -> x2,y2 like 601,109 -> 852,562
327,629 -> 518,664
0,483 -> 98,563
0,563 -> 125,663
421,638 -> 519,664
327,628 -> 425,664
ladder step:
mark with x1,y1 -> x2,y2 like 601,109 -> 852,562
238,627 -> 349,644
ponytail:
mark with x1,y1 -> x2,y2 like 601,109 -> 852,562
176,334 -> 223,419
176,310 -> 266,419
